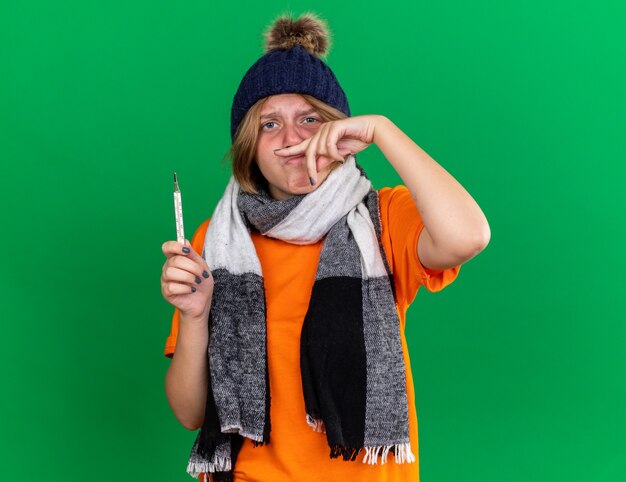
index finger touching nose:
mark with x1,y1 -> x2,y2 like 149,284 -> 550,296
274,138 -> 309,157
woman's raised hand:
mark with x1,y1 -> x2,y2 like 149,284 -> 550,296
161,240 -> 214,322
274,114 -> 385,184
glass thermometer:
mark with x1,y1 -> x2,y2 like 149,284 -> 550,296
173,172 -> 185,244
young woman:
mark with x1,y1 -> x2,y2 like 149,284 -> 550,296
161,13 -> 490,482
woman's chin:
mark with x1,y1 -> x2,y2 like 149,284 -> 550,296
286,175 -> 313,193
278,168 -> 331,197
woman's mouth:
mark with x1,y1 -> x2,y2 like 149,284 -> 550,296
283,155 -> 305,165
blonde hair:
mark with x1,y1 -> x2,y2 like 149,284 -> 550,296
226,94 -> 348,194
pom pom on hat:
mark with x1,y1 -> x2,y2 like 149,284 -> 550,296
263,12 -> 331,58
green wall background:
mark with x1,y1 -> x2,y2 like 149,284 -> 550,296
2,1 -> 625,481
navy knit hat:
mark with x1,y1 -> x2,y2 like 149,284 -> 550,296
230,13 -> 351,141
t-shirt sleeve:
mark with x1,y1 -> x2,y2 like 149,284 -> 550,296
379,185 -> 461,306
163,218 -> 211,359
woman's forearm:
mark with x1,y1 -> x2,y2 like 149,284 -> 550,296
165,314 -> 209,430
373,115 -> 490,261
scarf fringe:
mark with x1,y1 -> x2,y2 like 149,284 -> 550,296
307,415 -> 415,466
187,456 -> 232,478
306,414 -> 326,433
362,442 -> 416,465
187,442 -> 416,477
330,444 -> 361,461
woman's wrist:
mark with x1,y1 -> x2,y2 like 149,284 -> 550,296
179,310 -> 210,329
371,115 -> 394,147
176,314 -> 209,355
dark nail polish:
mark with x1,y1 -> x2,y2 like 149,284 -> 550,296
195,276 -> 202,284
182,247 -> 190,254
202,270 -> 210,279
309,177 -> 315,186
191,286 -> 197,293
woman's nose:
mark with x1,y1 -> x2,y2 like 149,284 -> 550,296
282,122 -> 304,147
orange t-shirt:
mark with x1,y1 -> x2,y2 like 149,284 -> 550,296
164,185 -> 461,482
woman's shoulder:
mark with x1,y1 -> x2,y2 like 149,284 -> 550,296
376,185 -> 416,220
377,184 -> 411,203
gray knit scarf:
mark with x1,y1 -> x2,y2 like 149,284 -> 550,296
186,156 -> 415,481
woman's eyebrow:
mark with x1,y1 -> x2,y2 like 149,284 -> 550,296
260,108 -> 318,120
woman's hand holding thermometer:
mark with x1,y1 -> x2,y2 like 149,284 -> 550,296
161,172 -> 213,321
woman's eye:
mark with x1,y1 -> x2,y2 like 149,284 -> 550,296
262,121 -> 277,130
303,117 -> 319,124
